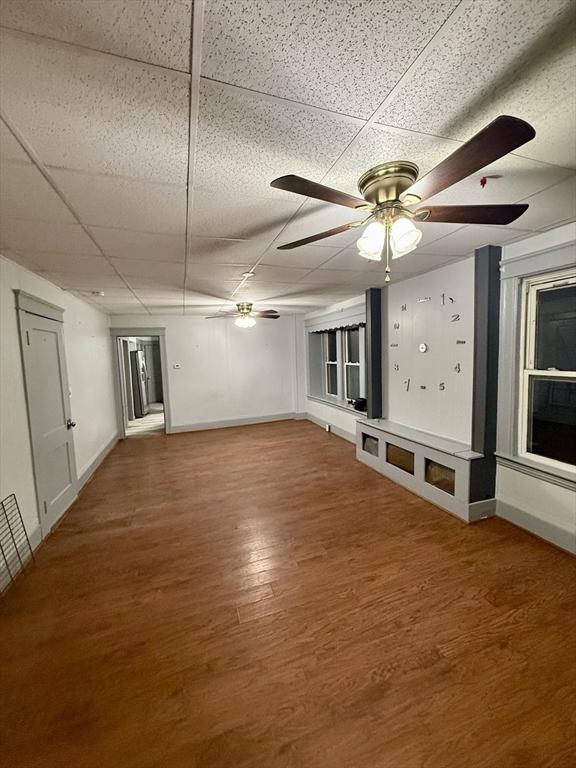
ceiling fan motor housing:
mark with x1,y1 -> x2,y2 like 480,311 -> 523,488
237,302 -> 253,315
357,161 -> 420,206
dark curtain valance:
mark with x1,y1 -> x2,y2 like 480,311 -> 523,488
310,322 -> 366,333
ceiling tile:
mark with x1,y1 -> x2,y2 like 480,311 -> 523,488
194,79 -> 363,199
423,155 -> 574,208
298,269 -> 362,286
0,1 -> 192,71
0,162 -> 75,223
378,0 -> 576,167
0,218 -> 99,254
190,191 -> 300,240
0,120 -> 30,163
52,169 -> 187,233
188,237 -> 266,266
122,274 -> 186,291
186,264 -> 252,282
248,265 -> 310,283
12,252 -> 115,275
417,226 -> 531,257
516,176 -> 576,232
201,0 -> 459,118
89,226 -> 185,261
260,243 -> 340,269
112,258 -> 185,281
0,30 -> 189,183
38,272 -> 127,290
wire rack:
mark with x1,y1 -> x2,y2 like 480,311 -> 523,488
0,494 -> 35,595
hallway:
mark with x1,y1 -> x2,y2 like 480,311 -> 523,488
0,421 -> 574,768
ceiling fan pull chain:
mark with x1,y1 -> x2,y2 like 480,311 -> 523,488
385,221 -> 391,283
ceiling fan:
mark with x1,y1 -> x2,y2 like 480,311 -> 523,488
205,302 -> 280,328
271,115 -> 535,280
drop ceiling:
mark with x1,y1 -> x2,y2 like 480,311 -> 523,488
0,0 -> 575,315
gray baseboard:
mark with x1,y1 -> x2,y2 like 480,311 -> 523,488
306,413 -> 356,444
496,500 -> 576,555
28,524 -> 43,552
78,433 -> 120,489
169,412 -> 303,434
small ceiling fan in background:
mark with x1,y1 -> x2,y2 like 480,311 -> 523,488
271,115 -> 536,280
205,302 -> 280,328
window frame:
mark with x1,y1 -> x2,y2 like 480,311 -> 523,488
518,269 -> 576,472
318,326 -> 366,404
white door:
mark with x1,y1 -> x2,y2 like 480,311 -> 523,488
19,309 -> 78,532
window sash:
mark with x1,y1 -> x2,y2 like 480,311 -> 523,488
519,269 -> 576,471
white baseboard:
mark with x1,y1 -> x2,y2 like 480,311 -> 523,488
306,413 -> 356,444
77,433 -> 119,488
496,500 -> 576,554
169,412 -> 303,434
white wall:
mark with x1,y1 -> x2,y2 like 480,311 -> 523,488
386,258 -> 475,444
110,314 -> 304,430
0,256 -> 117,543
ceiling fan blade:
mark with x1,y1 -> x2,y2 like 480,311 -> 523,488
271,174 -> 368,209
204,313 -> 238,319
255,311 -> 280,318
418,203 -> 529,225
258,314 -> 280,319
402,116 -> 535,202
277,221 -> 364,250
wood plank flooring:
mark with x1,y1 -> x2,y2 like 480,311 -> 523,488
1,420 -> 575,767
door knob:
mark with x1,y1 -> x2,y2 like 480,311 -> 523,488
66,419 -> 76,429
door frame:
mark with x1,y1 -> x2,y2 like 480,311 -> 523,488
110,328 -> 171,438
15,290 -> 79,537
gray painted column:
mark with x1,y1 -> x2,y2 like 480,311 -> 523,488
366,288 -> 382,419
469,245 -> 501,502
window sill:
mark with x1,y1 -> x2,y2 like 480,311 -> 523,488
307,394 -> 364,415
495,452 -> 576,491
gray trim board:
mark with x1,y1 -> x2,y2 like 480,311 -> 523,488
14,290 -> 64,322
306,413 -> 356,444
169,413 -> 301,434
78,433 -> 119,488
365,288 -> 382,419
496,454 -> 576,491
496,500 -> 576,555
307,394 -> 361,416
470,245 -> 501,502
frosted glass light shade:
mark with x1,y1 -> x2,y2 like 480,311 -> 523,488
357,221 -> 386,261
235,315 -> 256,328
390,217 -> 422,258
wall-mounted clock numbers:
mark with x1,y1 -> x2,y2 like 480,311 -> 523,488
393,322 -> 400,330
451,313 -> 461,322
439,382 -> 446,390
419,343 -> 428,353
454,363 -> 461,373
394,363 -> 399,371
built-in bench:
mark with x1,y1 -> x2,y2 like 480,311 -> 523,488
356,419 -> 495,523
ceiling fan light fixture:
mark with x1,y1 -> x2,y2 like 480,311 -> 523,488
357,220 -> 386,261
390,216 -> 422,258
234,315 -> 256,328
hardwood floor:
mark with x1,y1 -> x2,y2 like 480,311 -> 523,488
1,420 -> 575,767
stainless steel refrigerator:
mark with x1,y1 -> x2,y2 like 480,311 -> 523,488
130,350 -> 149,418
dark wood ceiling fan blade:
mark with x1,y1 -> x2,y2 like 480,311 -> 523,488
271,174 -> 368,209
256,313 -> 280,319
402,116 -> 536,202
418,203 -> 529,225
255,309 -> 280,316
277,221 -> 363,249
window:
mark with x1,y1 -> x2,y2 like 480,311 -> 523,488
344,327 -> 361,400
323,331 -> 338,395
311,327 -> 366,405
520,271 -> 576,470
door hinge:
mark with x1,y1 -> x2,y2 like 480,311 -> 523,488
43,500 -> 47,515
26,330 -> 30,346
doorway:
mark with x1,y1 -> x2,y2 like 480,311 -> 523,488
115,335 -> 166,438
